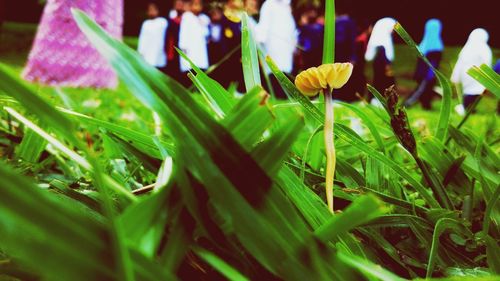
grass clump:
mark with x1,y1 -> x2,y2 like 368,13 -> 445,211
0,3 -> 499,281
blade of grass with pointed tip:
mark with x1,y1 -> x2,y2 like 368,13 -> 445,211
394,23 -> 452,142
467,64 -> 500,98
241,13 -> 261,92
367,84 -> 389,112
195,248 -> 250,281
177,48 -> 236,115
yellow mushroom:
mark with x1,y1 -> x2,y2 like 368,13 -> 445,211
294,63 -> 353,213
295,63 -> 353,96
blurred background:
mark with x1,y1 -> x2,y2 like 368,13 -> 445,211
1,0 -> 498,47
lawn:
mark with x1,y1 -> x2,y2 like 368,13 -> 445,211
1,21 -> 498,133
0,16 -> 499,281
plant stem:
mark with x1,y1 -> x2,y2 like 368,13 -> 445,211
414,155 -> 453,210
324,89 -> 336,213
445,95 -> 483,146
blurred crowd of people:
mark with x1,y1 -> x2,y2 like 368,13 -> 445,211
21,0 -> 497,112
137,0 -> 495,111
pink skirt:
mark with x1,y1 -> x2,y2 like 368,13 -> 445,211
23,0 -> 123,89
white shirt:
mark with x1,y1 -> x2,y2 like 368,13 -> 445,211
451,28 -> 492,95
138,17 -> 168,67
256,0 -> 297,74
178,12 -> 210,72
365,18 -> 396,62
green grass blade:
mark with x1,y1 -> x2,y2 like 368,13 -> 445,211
222,87 -> 273,151
59,107 -> 175,159
0,162 -> 116,281
315,194 -> 389,242
322,0 -> 336,64
467,64 -> 500,98
393,23 -> 452,142
426,218 -> 473,278
16,126 -> 47,163
337,101 -> 386,153
485,236 -> 500,275
178,48 -> 236,115
241,13 -> 261,92
266,57 -> 440,208
367,84 -> 389,112
251,114 -> 304,176
482,185 -> 500,238
5,107 -> 91,170
0,63 -> 78,144
195,248 -> 250,281
338,252 -> 406,281
5,107 -> 137,202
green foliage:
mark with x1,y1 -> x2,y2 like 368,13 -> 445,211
393,23 -> 453,142
322,0 -> 336,64
0,6 -> 499,281
467,64 -> 500,98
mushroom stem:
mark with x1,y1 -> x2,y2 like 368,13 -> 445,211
324,88 -> 336,213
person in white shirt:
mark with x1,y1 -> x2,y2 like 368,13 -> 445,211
137,2 -> 168,71
169,0 -> 185,20
451,28 -> 492,112
178,0 -> 210,86
256,0 -> 297,99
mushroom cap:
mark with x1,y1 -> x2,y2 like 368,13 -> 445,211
295,63 -> 354,96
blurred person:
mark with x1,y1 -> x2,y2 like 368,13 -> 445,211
245,0 -> 260,31
334,3 -> 358,102
365,17 -> 397,100
257,0 -> 297,99
178,0 -> 210,86
373,46 -> 395,98
208,4 -> 224,66
137,2 -> 168,71
335,3 -> 356,63
245,0 -> 259,19
451,28 -> 492,112
22,0 -> 123,88
494,59 -> 500,74
212,0 -> 245,91
405,19 -> 444,109
165,0 -> 185,80
351,20 -> 372,98
169,0 -> 185,19
297,5 -> 324,71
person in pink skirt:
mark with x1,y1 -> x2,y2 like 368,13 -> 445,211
23,0 -> 123,89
